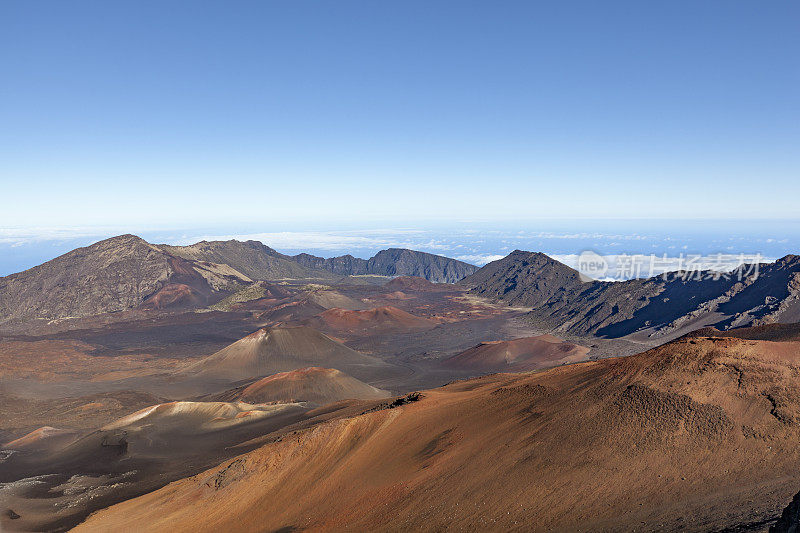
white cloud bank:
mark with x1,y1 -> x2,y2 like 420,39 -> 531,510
167,230 -> 446,253
455,254 -> 507,266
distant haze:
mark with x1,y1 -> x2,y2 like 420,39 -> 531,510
1,219 -> 797,277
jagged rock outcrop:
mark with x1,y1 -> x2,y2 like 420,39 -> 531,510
461,251 -> 800,339
292,253 -> 367,276
293,248 -> 478,283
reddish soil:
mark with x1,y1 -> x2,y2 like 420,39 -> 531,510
0,339 -> 189,381
139,283 -> 203,310
211,367 -> 389,405
188,326 -> 389,382
73,335 -> 800,532
443,335 -> 590,372
305,306 -> 437,334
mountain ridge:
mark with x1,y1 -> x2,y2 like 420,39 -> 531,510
461,250 -> 800,339
0,234 -> 252,324
293,247 -> 478,283
160,239 -> 339,281
0,235 -> 478,324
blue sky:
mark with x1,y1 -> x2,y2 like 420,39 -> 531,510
1,0 -> 798,229
1,1 -> 799,276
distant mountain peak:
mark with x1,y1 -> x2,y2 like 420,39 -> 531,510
0,234 -> 254,324
459,249 -> 583,293
293,248 -> 478,283
463,249 -> 800,340
778,253 -> 800,265
92,233 -> 153,248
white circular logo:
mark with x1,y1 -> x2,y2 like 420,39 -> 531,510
577,250 -> 608,282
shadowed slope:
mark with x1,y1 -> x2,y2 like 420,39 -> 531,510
462,250 -> 800,339
74,334 -> 800,532
460,249 -> 585,296
0,401 -> 312,532
689,322 -> 800,343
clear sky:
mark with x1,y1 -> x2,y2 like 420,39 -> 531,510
1,1 -> 798,229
